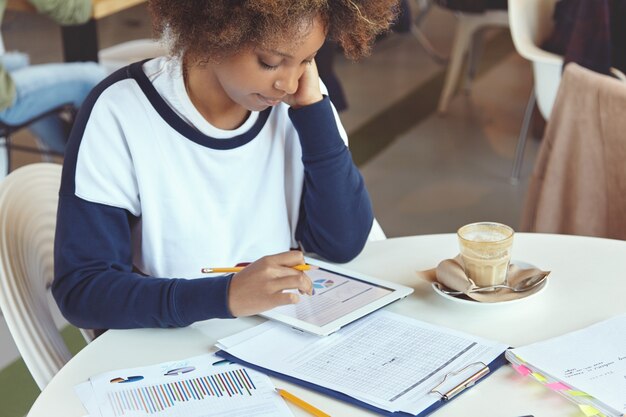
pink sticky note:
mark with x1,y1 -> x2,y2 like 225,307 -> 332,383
512,364 -> 531,376
547,382 -> 570,391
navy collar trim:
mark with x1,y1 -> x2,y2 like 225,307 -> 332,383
128,61 -> 272,150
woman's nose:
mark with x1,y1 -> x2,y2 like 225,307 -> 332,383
274,73 -> 299,95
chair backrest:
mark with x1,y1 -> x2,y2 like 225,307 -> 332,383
508,0 -> 562,119
98,39 -> 167,74
508,0 -> 558,55
0,163 -> 70,390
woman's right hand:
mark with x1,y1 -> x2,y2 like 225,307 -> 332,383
227,251 -> 313,317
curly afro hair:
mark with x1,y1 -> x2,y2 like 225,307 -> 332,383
148,0 -> 400,63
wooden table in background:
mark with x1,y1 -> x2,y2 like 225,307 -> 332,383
6,0 -> 147,62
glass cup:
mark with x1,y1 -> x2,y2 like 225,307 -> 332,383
457,222 -> 514,288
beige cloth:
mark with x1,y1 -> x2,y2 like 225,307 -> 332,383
520,63 -> 626,239
417,256 -> 550,303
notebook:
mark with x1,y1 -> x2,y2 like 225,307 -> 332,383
507,313 -> 626,417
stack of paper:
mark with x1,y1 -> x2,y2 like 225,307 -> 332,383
216,310 -> 508,416
507,314 -> 626,417
74,353 -> 294,417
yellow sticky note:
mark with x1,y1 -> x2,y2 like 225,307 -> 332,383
578,404 -> 603,416
568,390 -> 591,397
531,372 -> 547,382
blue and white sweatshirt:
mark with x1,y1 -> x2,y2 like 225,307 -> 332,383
53,57 -> 373,329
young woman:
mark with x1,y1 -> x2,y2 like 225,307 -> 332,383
53,0 -> 399,330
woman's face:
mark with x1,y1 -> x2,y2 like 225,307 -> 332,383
190,15 -> 326,114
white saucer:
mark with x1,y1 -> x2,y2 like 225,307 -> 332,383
431,261 -> 548,307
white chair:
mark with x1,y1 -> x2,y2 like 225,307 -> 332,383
98,38 -> 167,74
0,163 -> 91,389
508,0 -> 626,182
409,0 -> 449,65
437,7 -> 509,114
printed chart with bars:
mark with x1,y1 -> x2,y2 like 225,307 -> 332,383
80,354 -> 294,417
108,368 -> 256,416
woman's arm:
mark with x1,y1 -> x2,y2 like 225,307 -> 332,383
52,69 -> 233,330
289,96 -> 374,263
53,193 -> 234,329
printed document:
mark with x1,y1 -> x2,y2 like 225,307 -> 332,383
217,310 -> 507,415
74,353 -> 294,417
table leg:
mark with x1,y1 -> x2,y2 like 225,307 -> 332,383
60,19 -> 99,62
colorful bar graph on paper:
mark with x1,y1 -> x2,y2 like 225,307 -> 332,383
108,368 -> 257,416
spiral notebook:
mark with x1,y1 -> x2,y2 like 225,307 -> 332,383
507,313 -> 626,417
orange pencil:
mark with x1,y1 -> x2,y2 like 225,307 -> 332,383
275,388 -> 331,417
201,264 -> 314,274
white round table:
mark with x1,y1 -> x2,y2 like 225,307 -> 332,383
28,233 -> 626,417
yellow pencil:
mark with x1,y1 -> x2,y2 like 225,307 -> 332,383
275,388 -> 331,417
201,264 -> 314,274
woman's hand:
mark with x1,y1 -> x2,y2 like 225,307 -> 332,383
281,59 -> 324,109
227,251 -> 313,317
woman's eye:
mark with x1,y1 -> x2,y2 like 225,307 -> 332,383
259,60 -> 279,71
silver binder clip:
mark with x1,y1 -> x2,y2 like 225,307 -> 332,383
429,361 -> 490,401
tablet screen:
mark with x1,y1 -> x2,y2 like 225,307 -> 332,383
269,268 -> 394,326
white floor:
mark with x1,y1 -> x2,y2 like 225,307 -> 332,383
0,4 -> 540,374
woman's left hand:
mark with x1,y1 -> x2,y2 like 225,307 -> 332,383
282,59 -> 324,109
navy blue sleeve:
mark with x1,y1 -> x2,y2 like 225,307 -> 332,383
289,96 -> 374,263
51,63 -> 236,330
52,193 -> 234,329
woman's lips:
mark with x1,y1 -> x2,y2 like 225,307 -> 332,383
257,94 -> 283,106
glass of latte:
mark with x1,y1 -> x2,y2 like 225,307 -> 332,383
457,222 -> 514,288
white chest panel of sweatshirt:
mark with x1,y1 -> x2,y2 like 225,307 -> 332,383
74,57 -> 305,278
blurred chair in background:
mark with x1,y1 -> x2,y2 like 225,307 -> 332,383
508,0 -> 560,183
409,0 -> 449,65
508,0 -> 625,183
0,40 -> 73,175
98,38 -> 166,74
0,102 -> 75,176
433,0 -> 508,114
520,63 -> 626,239
0,163 -> 92,390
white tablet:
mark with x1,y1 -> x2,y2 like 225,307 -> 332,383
260,257 -> 414,336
